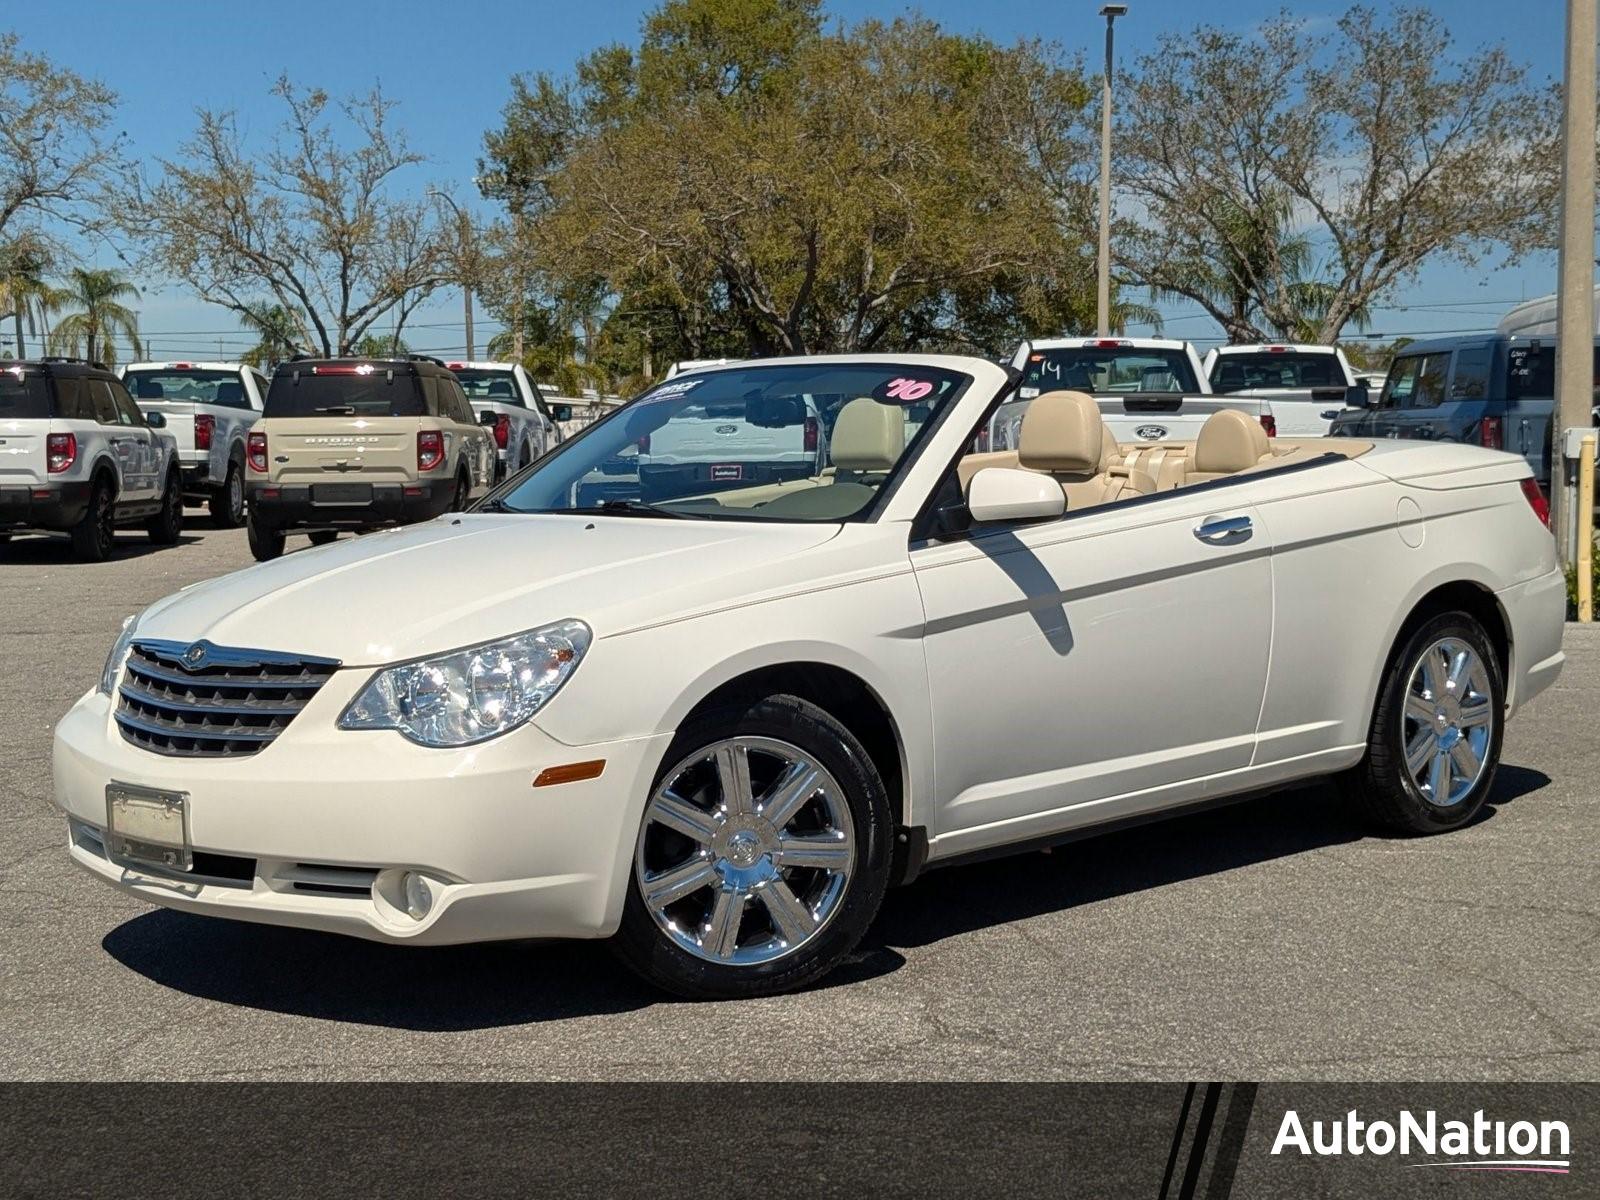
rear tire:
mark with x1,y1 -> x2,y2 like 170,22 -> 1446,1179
451,472 -> 470,511
1342,611 -> 1505,835
146,472 -> 184,544
209,460 -> 245,528
71,480 -> 115,562
611,694 -> 893,999
246,514 -> 285,562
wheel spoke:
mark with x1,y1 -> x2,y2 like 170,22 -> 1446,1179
1405,728 -> 1438,777
757,879 -> 815,946
1447,647 -> 1471,691
714,743 -> 754,816
702,888 -> 745,959
1459,701 -> 1494,729
1419,653 -> 1441,700
650,791 -> 720,843
1449,736 -> 1481,780
643,857 -> 717,908
772,832 -> 852,870
1404,694 -> 1436,726
1428,748 -> 1451,800
758,760 -> 822,830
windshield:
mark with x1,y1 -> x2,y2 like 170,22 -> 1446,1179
0,369 -> 51,419
1210,352 -> 1342,392
125,369 -> 247,406
454,369 -> 525,407
1023,346 -> 1199,395
489,362 -> 970,522
264,367 -> 426,418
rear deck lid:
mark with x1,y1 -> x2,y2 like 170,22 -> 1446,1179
0,368 -> 54,484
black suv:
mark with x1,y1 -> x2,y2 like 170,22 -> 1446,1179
0,358 -> 183,560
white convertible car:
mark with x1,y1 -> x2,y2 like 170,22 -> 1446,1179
54,351 -> 1566,998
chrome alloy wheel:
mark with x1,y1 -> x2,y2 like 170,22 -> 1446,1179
1401,637 -> 1495,807
635,736 -> 856,966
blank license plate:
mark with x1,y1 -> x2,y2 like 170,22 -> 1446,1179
312,483 -> 372,505
106,782 -> 191,872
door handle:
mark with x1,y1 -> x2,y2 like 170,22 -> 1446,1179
1194,514 -> 1253,544
1320,409 -> 1340,420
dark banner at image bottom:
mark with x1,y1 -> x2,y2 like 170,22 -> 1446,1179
1,1083 -> 1593,1198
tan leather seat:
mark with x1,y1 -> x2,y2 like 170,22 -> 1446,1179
831,397 -> 904,478
1186,410 -> 1270,483
1017,390 -> 1154,509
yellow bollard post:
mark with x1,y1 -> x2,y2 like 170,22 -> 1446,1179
1580,433 -> 1596,623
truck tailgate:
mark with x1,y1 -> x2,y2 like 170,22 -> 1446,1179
1099,395 -> 1254,442
136,401 -> 198,454
0,422 -> 48,486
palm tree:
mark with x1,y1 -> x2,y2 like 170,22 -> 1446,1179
49,268 -> 143,369
0,239 -> 66,359
238,303 -> 302,368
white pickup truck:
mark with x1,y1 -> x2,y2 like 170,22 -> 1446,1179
986,336 -> 1275,450
1202,343 -> 1361,437
445,361 -> 565,479
122,361 -> 267,526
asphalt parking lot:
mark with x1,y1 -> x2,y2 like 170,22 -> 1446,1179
2,520 -> 1597,1081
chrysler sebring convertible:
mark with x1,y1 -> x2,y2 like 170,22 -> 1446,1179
54,351 -> 1566,998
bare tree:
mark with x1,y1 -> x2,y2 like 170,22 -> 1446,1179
1119,7 -> 1548,343
123,78 -> 451,356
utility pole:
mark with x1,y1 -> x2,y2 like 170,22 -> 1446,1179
1553,0 -> 1597,564
1096,5 -> 1127,337
430,190 -> 476,360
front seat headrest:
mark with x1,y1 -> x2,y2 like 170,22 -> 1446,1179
1193,409 -> 1270,474
831,397 -> 904,472
1018,390 -> 1104,475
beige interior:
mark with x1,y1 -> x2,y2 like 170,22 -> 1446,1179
957,389 -> 1374,513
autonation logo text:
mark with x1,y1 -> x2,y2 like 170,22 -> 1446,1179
1272,1108 -> 1571,1174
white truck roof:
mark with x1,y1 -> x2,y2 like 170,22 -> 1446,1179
1031,336 -> 1195,352
1207,342 -> 1342,356
123,361 -> 251,372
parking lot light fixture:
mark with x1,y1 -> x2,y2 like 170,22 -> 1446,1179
1096,5 -> 1128,338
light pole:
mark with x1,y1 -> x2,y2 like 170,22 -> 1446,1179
429,190 -> 476,360
1096,4 -> 1127,338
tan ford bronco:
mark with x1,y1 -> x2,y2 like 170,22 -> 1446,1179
244,356 -> 496,561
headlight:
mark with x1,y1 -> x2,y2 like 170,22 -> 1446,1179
98,614 -> 140,696
338,620 -> 592,747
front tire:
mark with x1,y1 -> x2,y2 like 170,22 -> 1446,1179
209,460 -> 245,528
612,695 -> 893,999
71,480 -> 115,562
246,514 -> 285,562
146,472 -> 184,544
1344,612 -> 1505,834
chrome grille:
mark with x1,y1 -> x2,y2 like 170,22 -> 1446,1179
115,640 -> 340,758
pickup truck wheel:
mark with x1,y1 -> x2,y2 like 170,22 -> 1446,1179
246,515 -> 285,562
613,695 -> 892,999
146,471 -> 184,544
519,442 -> 533,469
1343,612 -> 1504,835
209,460 -> 245,528
70,481 -> 115,562
451,472 -> 470,511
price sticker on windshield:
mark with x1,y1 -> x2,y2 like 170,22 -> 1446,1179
638,377 -> 703,405
874,376 -> 937,404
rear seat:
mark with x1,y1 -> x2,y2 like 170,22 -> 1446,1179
1183,409 -> 1273,483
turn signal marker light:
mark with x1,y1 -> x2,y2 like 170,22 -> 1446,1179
533,760 -> 606,788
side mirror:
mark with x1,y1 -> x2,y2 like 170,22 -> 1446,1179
144,411 -> 167,428
967,467 -> 1065,524
551,403 -> 572,422
1345,384 -> 1374,409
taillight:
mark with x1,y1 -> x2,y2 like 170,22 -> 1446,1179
1520,477 -> 1550,527
637,434 -> 651,455
803,415 -> 818,452
418,429 -> 445,471
247,430 -> 268,473
46,432 -> 76,474
1480,415 -> 1503,449
1260,412 -> 1277,437
194,413 -> 214,451
493,413 -> 510,450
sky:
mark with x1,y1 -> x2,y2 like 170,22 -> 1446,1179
0,0 -> 1582,361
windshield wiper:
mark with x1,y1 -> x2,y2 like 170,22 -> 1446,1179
476,498 -> 522,514
590,499 -> 689,519
314,405 -> 357,415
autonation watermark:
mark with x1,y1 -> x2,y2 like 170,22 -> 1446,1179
1272,1108 -> 1571,1174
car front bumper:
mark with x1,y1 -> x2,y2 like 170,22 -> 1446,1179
0,480 -> 92,531
246,480 -> 455,531
53,681 -> 673,946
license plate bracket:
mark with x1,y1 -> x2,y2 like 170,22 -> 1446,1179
106,782 -> 191,872
312,482 -> 372,505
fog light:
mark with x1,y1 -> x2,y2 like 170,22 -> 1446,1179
402,871 -> 432,921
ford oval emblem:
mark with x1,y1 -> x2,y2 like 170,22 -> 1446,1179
1135,424 -> 1170,441
714,424 -> 739,436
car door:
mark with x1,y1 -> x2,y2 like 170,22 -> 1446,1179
92,380 -> 154,502
1384,351 -> 1453,441
911,479 -> 1273,853
112,379 -> 162,500
444,377 -> 491,491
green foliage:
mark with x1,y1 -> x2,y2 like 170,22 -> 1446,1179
237,303 -> 303,368
48,267 -> 141,369
1565,555 -> 1600,620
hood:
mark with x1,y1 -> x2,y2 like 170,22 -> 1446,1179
137,514 -> 839,665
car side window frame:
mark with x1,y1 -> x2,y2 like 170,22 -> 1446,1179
108,379 -> 148,427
